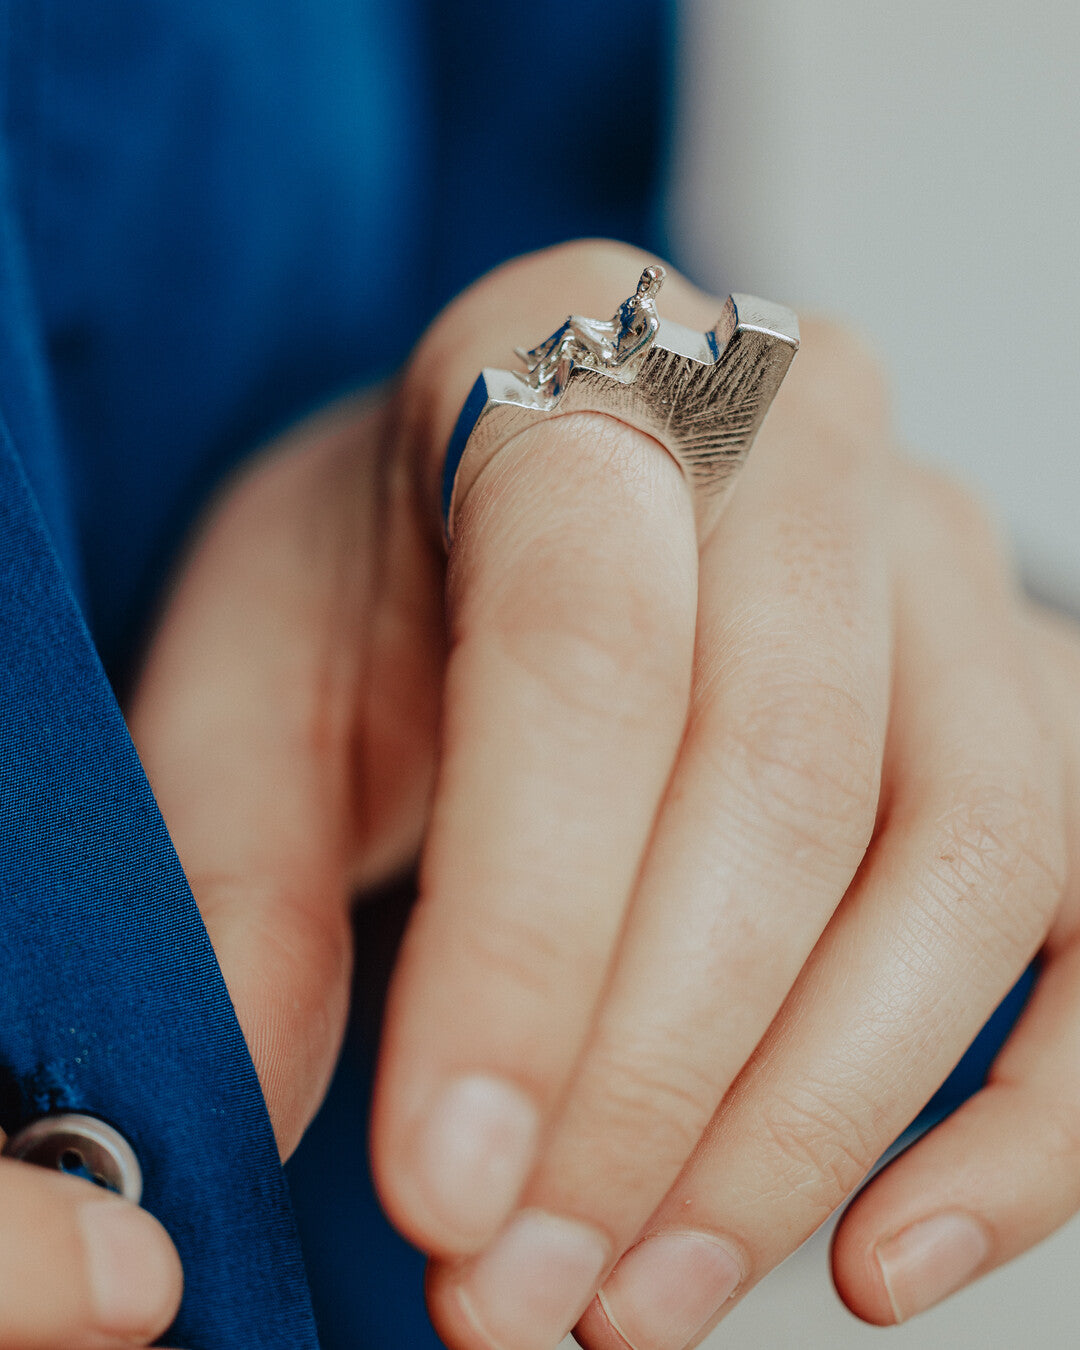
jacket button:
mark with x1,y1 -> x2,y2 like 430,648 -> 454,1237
2,1114 -> 143,1202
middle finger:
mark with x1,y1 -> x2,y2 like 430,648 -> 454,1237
429,323 -> 895,1349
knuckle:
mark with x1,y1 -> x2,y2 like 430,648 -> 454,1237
800,316 -> 886,382
785,317 -> 890,432
753,1080 -> 881,1211
984,1079 -> 1080,1174
901,461 -> 1002,552
1031,1091 -> 1080,1169
582,1040 -> 719,1173
458,903 -> 590,1008
457,524 -> 694,728
496,606 -> 688,725
921,777 -> 1065,958
699,672 -> 881,864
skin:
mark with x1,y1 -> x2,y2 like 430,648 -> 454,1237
5,239 -> 1078,1348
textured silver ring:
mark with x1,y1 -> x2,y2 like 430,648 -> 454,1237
440,266 -> 800,545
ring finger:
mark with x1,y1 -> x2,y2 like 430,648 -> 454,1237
575,465 -> 1066,1350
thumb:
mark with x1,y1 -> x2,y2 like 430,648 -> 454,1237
128,399 -> 390,1159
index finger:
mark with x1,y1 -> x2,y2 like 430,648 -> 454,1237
371,243 -> 718,1258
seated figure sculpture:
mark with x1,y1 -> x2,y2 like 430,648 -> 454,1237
516,264 -> 666,397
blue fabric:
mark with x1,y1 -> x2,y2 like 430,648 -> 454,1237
4,0 -> 433,680
0,426 -> 320,1347
913,962 -> 1039,1132
288,1020 -> 445,1350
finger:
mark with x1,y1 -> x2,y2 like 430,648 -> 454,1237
832,942 -> 1080,1326
128,396 -> 440,1159
577,465 -> 1066,1350
372,243 -> 716,1262
832,606 -> 1080,1325
1027,602 -> 1080,945
425,320 -> 894,1348
0,1158 -> 181,1347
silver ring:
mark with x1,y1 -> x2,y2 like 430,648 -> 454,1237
440,266 -> 800,545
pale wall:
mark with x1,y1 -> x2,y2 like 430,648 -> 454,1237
670,0 -> 1080,598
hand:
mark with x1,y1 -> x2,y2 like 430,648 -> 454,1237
128,241 -> 1080,1350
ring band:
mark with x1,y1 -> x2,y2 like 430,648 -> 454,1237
441,266 -> 800,545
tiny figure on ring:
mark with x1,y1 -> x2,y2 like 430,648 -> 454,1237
516,264 -> 666,397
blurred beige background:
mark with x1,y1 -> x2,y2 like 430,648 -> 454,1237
671,0 -> 1080,602
567,4 -> 1080,1346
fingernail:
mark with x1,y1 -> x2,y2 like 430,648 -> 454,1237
456,1210 -> 609,1350
415,1074 -> 539,1244
80,1199 -> 181,1338
875,1211 -> 991,1323
596,1231 -> 742,1350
